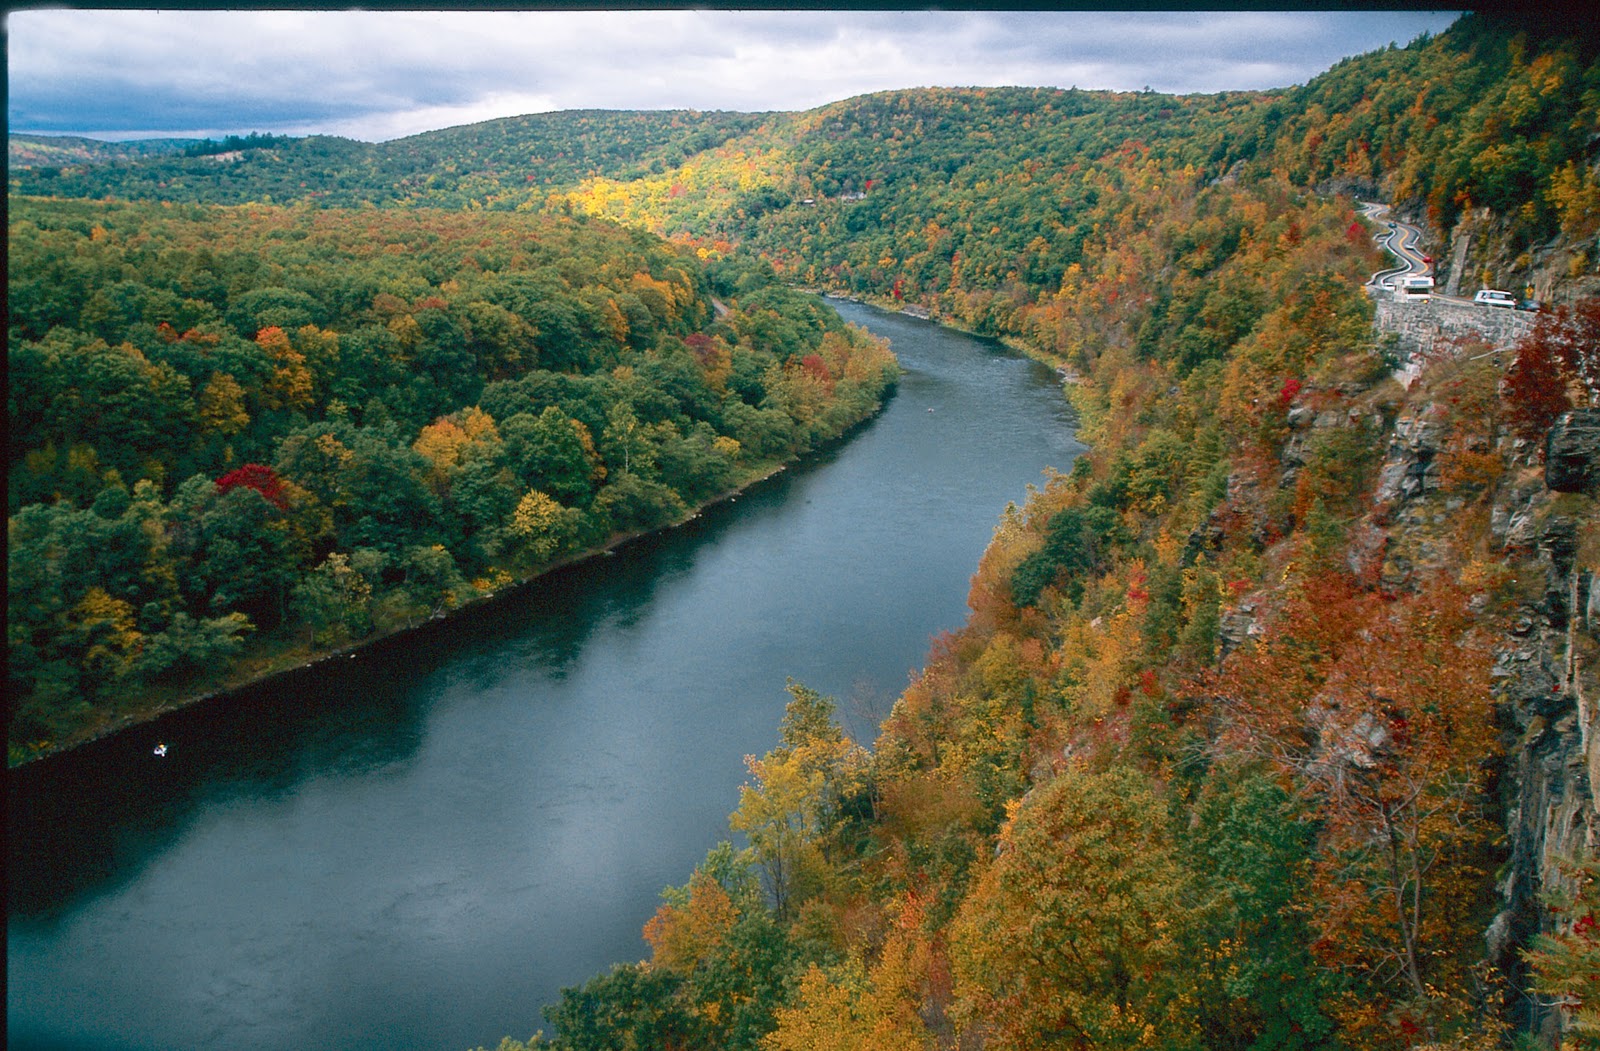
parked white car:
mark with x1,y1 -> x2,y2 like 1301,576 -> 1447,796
1474,288 -> 1516,307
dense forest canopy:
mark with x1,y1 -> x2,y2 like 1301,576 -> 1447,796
13,14 -> 1598,310
10,10 -> 1600,1051
8,110 -> 773,211
7,197 -> 896,751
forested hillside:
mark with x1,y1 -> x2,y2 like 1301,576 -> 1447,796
8,110 -> 770,210
6,198 -> 896,756
17,16 -> 1595,318
8,133 -> 196,168
472,16 -> 1596,1051
10,9 -> 1600,1051
549,17 -> 1600,333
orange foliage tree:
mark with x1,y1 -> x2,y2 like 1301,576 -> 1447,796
1203,573 -> 1501,1046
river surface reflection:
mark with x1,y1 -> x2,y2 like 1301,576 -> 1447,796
7,301 -> 1083,1051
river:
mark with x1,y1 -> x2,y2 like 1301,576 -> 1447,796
6,301 -> 1083,1051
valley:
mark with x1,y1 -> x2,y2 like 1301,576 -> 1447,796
8,11 -> 1600,1050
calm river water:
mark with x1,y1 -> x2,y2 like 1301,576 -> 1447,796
7,301 -> 1083,1051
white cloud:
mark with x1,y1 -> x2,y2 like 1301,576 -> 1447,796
294,92 -> 566,143
6,8 -> 1461,141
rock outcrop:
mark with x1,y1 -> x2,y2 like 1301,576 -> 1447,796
1370,299 -> 1599,1042
1545,409 -> 1600,494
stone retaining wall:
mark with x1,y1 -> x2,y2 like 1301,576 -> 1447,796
1373,294 -> 1534,360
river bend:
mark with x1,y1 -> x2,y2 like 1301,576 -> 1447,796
7,301 -> 1083,1051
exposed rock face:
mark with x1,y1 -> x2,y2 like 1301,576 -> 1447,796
1217,602 -> 1258,661
1375,404 -> 1445,506
1545,409 -> 1600,494
1369,301 -> 1599,1043
1489,502 -> 1597,1038
1315,175 -> 1381,200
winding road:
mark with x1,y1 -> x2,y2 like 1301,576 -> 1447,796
1361,200 -> 1433,293
1361,200 -> 1529,312
1360,201 -> 1534,381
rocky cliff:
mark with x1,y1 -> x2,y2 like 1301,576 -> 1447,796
1431,206 -> 1600,314
1366,303 -> 1599,1039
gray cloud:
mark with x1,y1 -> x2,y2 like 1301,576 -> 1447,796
6,9 -> 1460,141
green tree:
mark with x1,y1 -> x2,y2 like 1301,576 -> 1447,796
337,426 -> 445,554
1184,767 -> 1336,1050
136,611 -> 254,680
395,544 -> 469,621
541,964 -> 706,1051
501,407 -> 604,506
189,484 -> 300,627
290,551 -> 373,645
591,470 -> 687,533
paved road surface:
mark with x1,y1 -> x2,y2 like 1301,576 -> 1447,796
1361,200 -> 1433,292
1359,201 -> 1517,310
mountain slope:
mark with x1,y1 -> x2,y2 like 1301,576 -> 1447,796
8,133 -> 199,167
477,16 -> 1600,1051
9,11 -> 1600,1049
8,110 -> 772,209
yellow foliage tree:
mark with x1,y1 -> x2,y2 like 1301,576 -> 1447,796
71,587 -> 143,687
508,489 -> 579,564
764,927 -> 935,1051
197,372 -> 251,438
949,762 -> 1198,1051
729,683 -> 870,922
255,326 -> 314,413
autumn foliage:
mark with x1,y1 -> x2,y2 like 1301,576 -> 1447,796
1503,297 -> 1600,442
7,199 -> 897,754
17,12 -> 1600,1050
1205,574 -> 1501,1044
215,463 -> 288,510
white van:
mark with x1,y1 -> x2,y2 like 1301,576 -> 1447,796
1474,288 -> 1516,308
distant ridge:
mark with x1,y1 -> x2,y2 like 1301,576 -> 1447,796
8,133 -> 200,169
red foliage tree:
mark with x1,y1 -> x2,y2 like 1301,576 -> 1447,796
799,353 -> 834,393
1502,297 -> 1600,441
1278,376 -> 1303,408
216,463 -> 289,510
1201,572 -> 1499,1044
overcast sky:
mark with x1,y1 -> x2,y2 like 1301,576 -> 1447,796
7,7 -> 1461,143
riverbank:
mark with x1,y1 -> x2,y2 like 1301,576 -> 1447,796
8,305 -> 1085,1051
825,287 -> 1075,372
7,391 -> 896,770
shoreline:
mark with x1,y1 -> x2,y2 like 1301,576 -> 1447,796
8,400 -> 892,770
831,288 -> 1071,372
